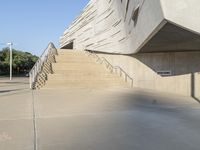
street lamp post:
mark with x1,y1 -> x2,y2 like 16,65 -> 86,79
7,43 -> 13,81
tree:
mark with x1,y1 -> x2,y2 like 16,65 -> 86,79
0,48 -> 38,75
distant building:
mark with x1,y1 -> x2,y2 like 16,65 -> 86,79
60,0 -> 200,98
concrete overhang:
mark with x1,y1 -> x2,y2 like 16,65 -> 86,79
139,0 -> 200,53
139,22 -> 200,53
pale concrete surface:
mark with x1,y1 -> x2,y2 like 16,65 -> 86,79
0,78 -> 33,150
1,78 -> 200,150
0,77 -> 29,96
34,88 -> 200,150
0,92 -> 34,150
161,0 -> 200,33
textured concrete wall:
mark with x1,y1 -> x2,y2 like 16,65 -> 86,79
60,0 -> 200,54
97,52 -> 200,98
60,0 -> 165,54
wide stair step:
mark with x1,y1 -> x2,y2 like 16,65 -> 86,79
40,49 -> 129,89
48,73 -> 120,79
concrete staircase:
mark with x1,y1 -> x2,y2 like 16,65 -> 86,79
43,49 -> 128,89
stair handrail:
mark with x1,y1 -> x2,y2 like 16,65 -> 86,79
85,50 -> 133,87
29,42 -> 57,89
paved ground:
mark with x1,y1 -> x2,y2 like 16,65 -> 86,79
0,77 -> 33,150
0,77 -> 29,96
0,78 -> 200,150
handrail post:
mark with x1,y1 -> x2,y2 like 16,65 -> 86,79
29,72 -> 32,89
131,79 -> 133,87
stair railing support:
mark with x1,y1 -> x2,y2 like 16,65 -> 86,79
85,50 -> 134,87
29,42 -> 57,89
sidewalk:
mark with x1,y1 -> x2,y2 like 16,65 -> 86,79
0,77 -> 30,96
34,88 -> 200,150
0,82 -> 200,150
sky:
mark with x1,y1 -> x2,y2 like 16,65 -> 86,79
0,0 -> 89,56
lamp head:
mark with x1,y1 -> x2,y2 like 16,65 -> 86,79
7,42 -> 13,45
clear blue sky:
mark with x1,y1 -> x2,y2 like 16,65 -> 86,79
0,0 -> 89,56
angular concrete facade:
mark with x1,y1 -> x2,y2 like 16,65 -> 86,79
60,0 -> 200,98
60,0 -> 200,54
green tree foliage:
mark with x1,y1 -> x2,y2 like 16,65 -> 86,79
0,48 -> 38,75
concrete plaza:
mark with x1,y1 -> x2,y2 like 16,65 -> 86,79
0,78 -> 200,150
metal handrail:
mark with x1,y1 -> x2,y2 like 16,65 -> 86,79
29,42 -> 57,89
85,50 -> 133,87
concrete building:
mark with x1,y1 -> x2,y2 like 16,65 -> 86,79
60,0 -> 200,98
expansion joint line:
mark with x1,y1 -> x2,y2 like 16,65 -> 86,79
32,90 -> 38,150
